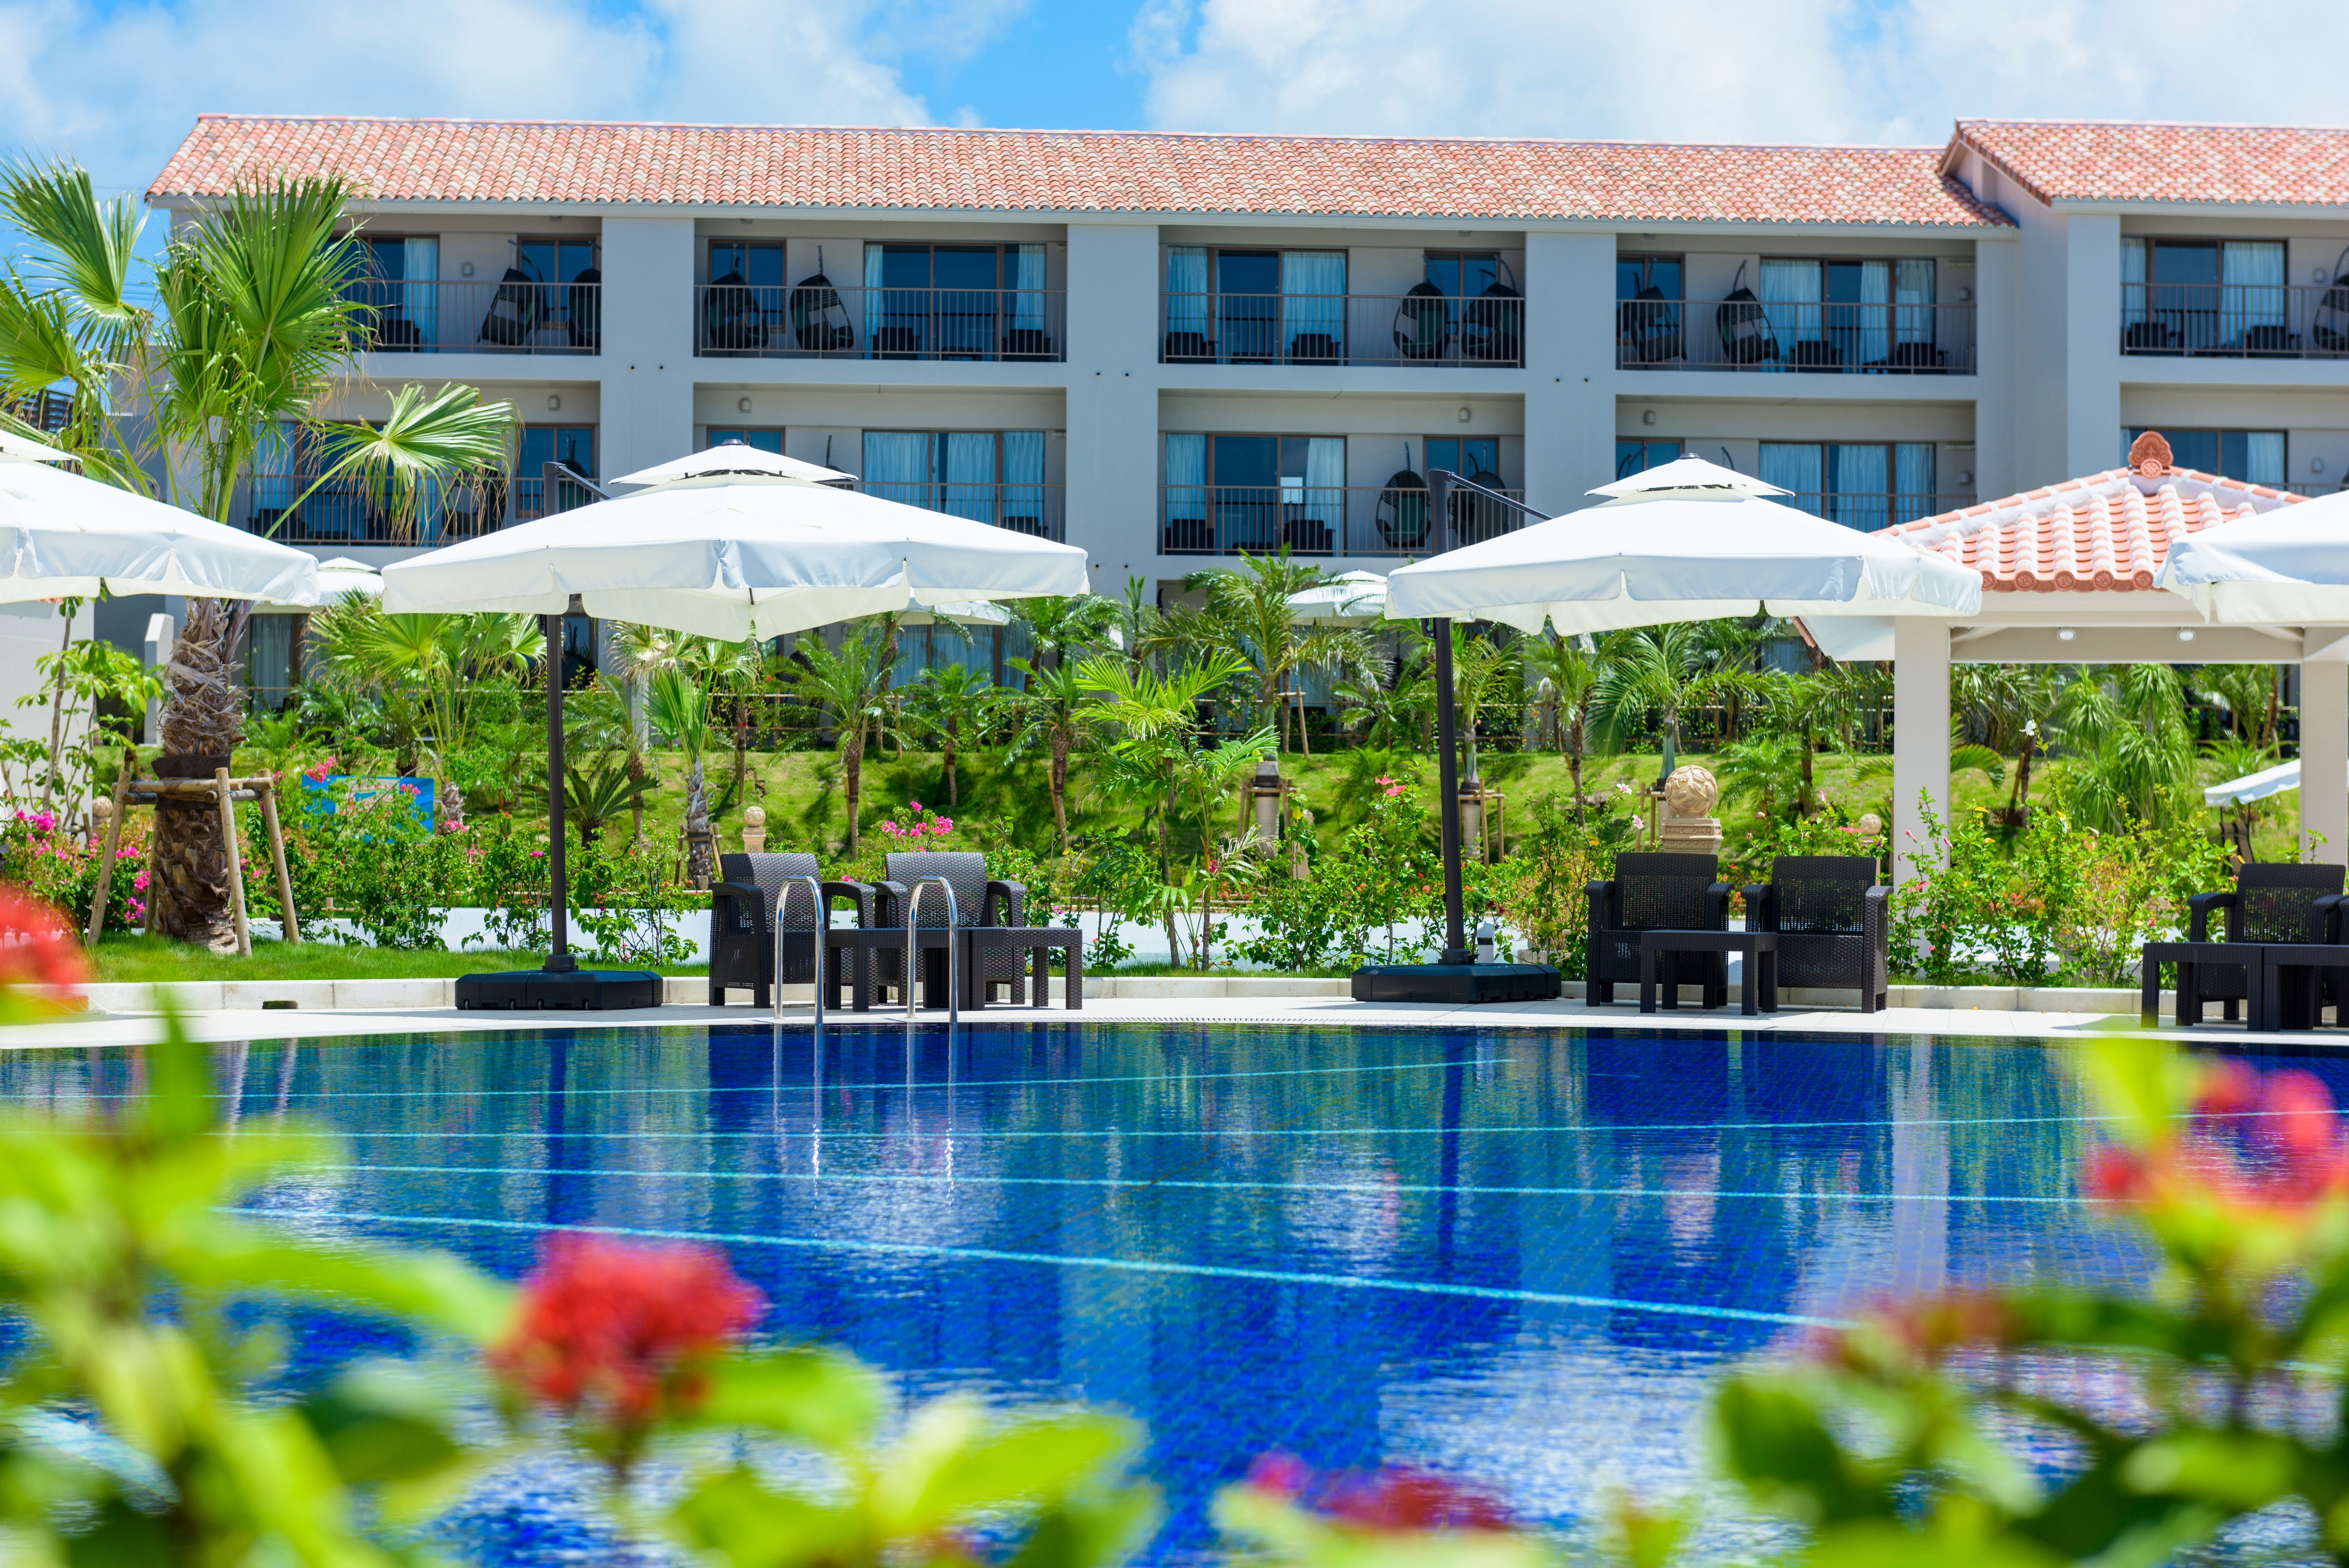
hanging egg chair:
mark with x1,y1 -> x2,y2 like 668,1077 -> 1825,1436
1460,259 -> 1523,364
1449,468 -> 1511,545
2318,244 -> 2349,354
1392,281 -> 1451,362
1714,261 -> 1776,366
703,269 -> 767,352
790,246 -> 854,353
1377,466 -> 1429,549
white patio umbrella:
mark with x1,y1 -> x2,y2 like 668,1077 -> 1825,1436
1384,457 -> 1982,635
0,449 -> 321,605
612,442 -> 856,491
1287,569 -> 1387,623
0,429 -> 73,464
2159,492 -> 2349,622
257,557 -> 382,612
379,459 -> 1088,1001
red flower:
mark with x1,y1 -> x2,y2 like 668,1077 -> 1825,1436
1242,1453 -> 1515,1535
0,886 -> 89,999
490,1236 -> 764,1428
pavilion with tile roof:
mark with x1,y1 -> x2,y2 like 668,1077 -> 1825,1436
1805,433 -> 2349,870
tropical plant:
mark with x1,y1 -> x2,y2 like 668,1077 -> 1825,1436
1447,624 -> 1519,775
1002,654 -> 1091,854
17,605 -> 161,812
899,662 -> 994,809
645,665 -> 716,884
1177,552 -> 1363,752
1333,630 -> 1435,753
1952,661 -> 2062,827
2194,661 -> 2287,750
2051,662 -> 2200,831
0,158 -> 514,945
785,624 -> 896,854
562,748 -> 660,849
1590,622 -> 1727,781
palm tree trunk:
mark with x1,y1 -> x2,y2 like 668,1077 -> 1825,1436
842,733 -> 865,856
684,759 -> 713,886
1049,726 -> 1071,854
149,598 -> 249,947
1568,715 -> 1586,827
1798,736 -> 1817,820
945,722 -> 959,809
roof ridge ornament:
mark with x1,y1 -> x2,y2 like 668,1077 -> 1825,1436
2128,430 -> 2173,479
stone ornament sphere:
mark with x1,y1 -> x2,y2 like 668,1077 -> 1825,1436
744,804 -> 767,827
1664,764 -> 1719,817
1857,812 -> 1884,837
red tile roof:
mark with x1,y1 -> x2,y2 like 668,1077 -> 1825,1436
1891,467 -> 2305,594
148,116 -> 2008,226
1952,119 -> 2349,208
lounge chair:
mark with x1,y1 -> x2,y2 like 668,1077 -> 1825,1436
1585,852 -> 1730,1008
873,851 -> 1028,1007
2166,862 -> 2345,1024
707,851 -> 875,1007
1741,855 -> 1890,1014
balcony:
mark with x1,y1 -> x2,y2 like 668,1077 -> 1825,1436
347,279 -> 601,355
694,285 -> 1064,362
1159,484 -> 1525,558
857,480 -> 1065,542
242,472 -> 514,547
1157,291 -> 1524,368
1618,297 -> 1974,374
1778,492 -> 1977,531
2121,282 -> 2349,359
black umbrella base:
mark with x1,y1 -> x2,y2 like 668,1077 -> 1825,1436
455,967 -> 663,1011
1349,963 -> 1561,1005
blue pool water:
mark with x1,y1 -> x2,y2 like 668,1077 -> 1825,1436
4,1022 -> 2308,1559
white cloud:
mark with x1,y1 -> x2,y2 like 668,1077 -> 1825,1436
1129,0 -> 2349,145
0,0 -> 1032,199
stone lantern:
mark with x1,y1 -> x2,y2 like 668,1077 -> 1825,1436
1250,758 -> 1283,848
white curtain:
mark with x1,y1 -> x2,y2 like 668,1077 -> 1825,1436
942,432 -> 996,523
1002,430 -> 1047,534
2223,241 -> 2287,344
1758,259 -> 1821,368
1164,432 -> 1207,525
1011,243 -> 1046,331
1305,435 -> 1344,540
1830,443 -> 1889,532
1165,247 -> 1209,338
2244,431 -> 2286,486
1894,443 -> 1937,525
1855,259 -> 1890,366
403,238 -> 439,344
1894,258 -> 1934,346
862,431 -> 929,507
863,243 -> 888,347
1759,442 -> 1822,513
1281,251 -> 1346,359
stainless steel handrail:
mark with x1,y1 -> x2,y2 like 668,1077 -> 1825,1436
905,876 -> 959,1050
773,874 -> 826,1050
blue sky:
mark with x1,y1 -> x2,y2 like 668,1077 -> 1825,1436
1,0 -> 2337,234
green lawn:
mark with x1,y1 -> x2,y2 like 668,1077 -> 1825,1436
89,935 -> 706,985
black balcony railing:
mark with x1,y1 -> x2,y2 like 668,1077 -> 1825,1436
1159,484 -> 1525,558
241,473 -> 513,546
1618,297 -> 1975,373
855,481 -> 1065,541
1777,492 -> 1978,531
1158,291 -> 1524,367
2121,281 -> 2349,358
694,285 -> 1065,362
346,279 -> 601,355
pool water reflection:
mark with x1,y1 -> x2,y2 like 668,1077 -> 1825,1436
0,1024 -> 2253,1560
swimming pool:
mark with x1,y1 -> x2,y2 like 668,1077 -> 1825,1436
0,1022 -> 2280,1560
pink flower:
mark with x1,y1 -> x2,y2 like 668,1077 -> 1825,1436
529,849 -> 546,859
933,818 -> 952,834
882,820 -> 898,833
131,871 -> 150,893
909,800 -> 922,812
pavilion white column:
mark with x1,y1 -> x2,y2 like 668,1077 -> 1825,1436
2301,656 -> 2348,865
1893,619 -> 1951,884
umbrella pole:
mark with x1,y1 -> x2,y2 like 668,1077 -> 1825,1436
1428,471 -> 1471,966
545,598 -> 576,974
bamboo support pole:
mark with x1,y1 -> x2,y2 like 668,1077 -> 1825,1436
215,766 -> 252,958
85,770 -> 131,949
259,780 -> 298,943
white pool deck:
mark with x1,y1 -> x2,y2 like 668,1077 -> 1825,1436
1,987 -> 2335,1053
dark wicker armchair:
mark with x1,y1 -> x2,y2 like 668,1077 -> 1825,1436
1742,855 -> 1890,1014
1585,852 -> 1730,1008
873,851 -> 1029,1007
707,852 -> 875,1007
2176,862 -> 2345,1023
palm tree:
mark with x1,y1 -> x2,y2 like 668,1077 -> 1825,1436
2052,663 -> 2199,831
1522,632 -> 1603,821
1952,662 -> 2062,827
901,663 -> 994,809
1446,625 -> 1519,777
1001,657 -> 1089,854
785,625 -> 894,854
0,159 -> 513,946
644,666 -> 716,884
1591,622 -> 1726,781
1174,553 -> 1357,752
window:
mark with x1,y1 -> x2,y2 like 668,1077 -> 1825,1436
1756,257 -> 1938,371
1617,255 -> 1683,303
706,429 -> 784,454
708,242 -> 785,288
861,430 -> 1051,533
1161,433 -> 1345,554
2122,239 -> 2287,352
1424,438 -> 1500,483
1426,252 -> 1507,299
1760,442 -> 1937,530
2123,427 -> 2285,486
350,236 -> 439,350
519,424 -> 595,517
1616,440 -> 1683,478
1162,247 -> 1348,363
517,237 -> 598,286
863,243 -> 1049,360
